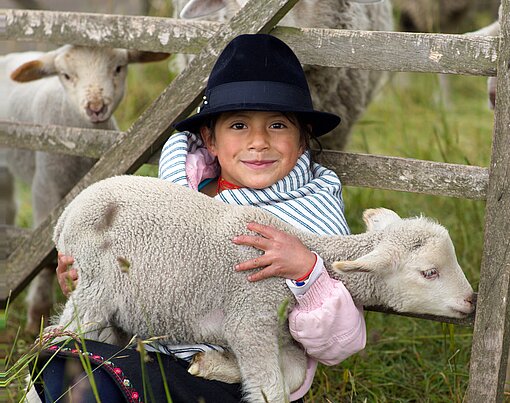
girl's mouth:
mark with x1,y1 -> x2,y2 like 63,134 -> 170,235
242,160 -> 276,169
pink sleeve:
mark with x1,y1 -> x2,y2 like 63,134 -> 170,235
288,267 -> 366,366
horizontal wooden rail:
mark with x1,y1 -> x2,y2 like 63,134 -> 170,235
1,120 -> 489,200
317,151 -> 488,200
0,121 -> 125,158
0,9 -> 498,75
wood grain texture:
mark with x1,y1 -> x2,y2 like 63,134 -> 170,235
0,9 -> 498,75
465,0 -> 510,400
0,120 -> 125,158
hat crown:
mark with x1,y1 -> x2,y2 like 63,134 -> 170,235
207,34 -> 311,99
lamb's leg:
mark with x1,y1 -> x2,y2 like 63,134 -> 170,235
223,313 -> 295,403
280,340 -> 307,394
188,350 -> 241,383
56,293 -> 122,345
188,341 -> 306,394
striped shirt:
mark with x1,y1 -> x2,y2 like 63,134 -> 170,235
159,131 -> 350,235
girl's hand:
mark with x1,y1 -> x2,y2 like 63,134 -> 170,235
56,252 -> 78,298
233,222 -> 316,282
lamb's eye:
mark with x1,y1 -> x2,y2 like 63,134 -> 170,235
62,73 -> 71,80
115,65 -> 123,74
421,268 -> 439,280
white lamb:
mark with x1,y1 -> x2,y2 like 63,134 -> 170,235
172,0 -> 394,150
0,45 -> 168,334
51,175 -> 475,403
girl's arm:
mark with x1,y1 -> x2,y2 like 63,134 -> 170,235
288,259 -> 366,365
234,222 -> 366,365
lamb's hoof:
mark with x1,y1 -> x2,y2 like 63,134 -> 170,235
188,352 -> 206,378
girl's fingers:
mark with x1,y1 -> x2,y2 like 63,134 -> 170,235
235,256 -> 269,272
246,267 -> 275,282
232,234 -> 271,250
246,222 -> 281,238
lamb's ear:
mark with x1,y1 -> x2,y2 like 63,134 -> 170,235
180,0 -> 228,19
332,249 -> 391,273
363,208 -> 401,232
10,50 -> 61,82
127,51 -> 170,64
332,260 -> 375,273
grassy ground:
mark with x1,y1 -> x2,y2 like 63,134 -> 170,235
2,47 -> 502,403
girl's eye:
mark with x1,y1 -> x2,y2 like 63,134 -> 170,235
270,122 -> 286,129
421,268 -> 439,280
231,123 -> 246,130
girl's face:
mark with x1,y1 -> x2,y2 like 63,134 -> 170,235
201,111 -> 304,189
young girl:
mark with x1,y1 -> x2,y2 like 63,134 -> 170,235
49,34 -> 365,403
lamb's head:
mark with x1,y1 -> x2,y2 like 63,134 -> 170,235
333,208 -> 475,318
10,45 -> 169,123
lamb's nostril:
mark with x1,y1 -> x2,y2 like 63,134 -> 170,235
465,293 -> 477,308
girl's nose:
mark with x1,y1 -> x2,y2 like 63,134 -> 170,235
248,128 -> 270,150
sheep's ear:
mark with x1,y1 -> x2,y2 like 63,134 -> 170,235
332,260 -> 375,273
127,51 -> 170,64
180,0 -> 228,19
363,208 -> 401,232
332,249 -> 390,274
10,51 -> 60,82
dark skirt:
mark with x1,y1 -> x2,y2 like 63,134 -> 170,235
30,339 -> 304,403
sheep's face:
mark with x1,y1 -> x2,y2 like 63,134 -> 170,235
333,208 -> 475,318
54,47 -> 129,123
380,219 -> 474,318
9,46 -> 169,124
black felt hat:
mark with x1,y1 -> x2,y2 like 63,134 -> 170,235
174,34 -> 340,137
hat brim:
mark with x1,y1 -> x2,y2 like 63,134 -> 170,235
174,105 -> 340,137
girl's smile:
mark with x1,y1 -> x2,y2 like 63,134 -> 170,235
242,159 -> 276,169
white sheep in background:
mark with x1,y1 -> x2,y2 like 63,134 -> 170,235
172,0 -> 394,150
51,175 -> 475,403
0,45 -> 169,334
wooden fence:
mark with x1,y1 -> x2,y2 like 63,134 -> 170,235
0,0 -> 509,400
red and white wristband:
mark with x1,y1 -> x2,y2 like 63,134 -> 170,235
285,252 -> 323,297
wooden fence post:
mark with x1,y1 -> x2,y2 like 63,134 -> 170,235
465,0 -> 510,400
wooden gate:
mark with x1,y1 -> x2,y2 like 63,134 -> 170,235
0,0 -> 508,400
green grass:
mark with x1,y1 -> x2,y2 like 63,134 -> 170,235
3,55 -> 503,402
